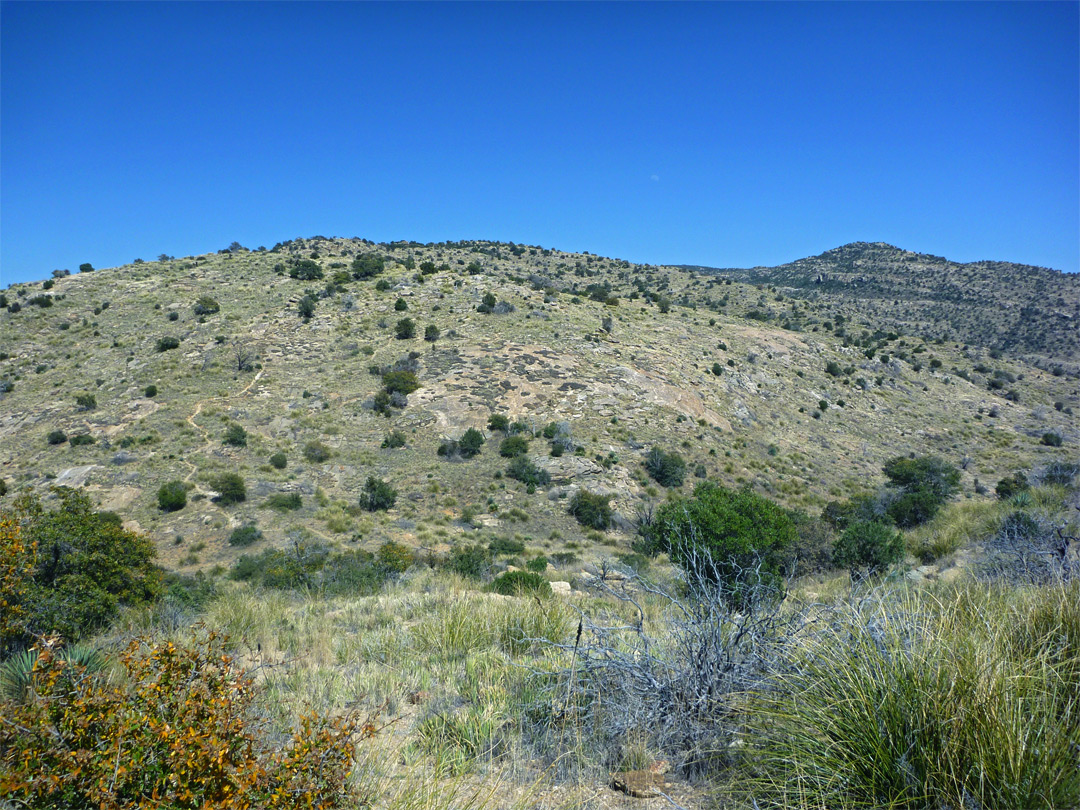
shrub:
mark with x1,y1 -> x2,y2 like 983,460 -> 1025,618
459,427 -> 485,458
75,393 -> 97,410
69,434 -> 95,447
381,431 -> 407,449
825,360 -> 843,376
424,324 -> 440,342
303,441 -> 332,462
568,490 -> 612,530
1040,461 -> 1079,486
47,430 -> 67,446
1041,432 -> 1063,447
651,482 -> 797,605
265,492 -> 302,511
297,295 -> 317,319
192,295 -> 220,315
394,317 -> 416,339
289,258 -> 324,280
1,489 -> 161,651
143,384 -> 157,397
489,537 -> 526,556
447,544 -> 491,579
157,480 -> 187,512
499,435 -> 530,458
223,423 -> 248,447
362,477 -> 396,511
168,311 -> 179,321
381,370 -> 420,395
376,540 -> 414,574
995,472 -> 1029,500
209,473 -> 246,505
507,456 -> 551,487
156,336 -> 180,352
832,520 -> 905,578
488,414 -> 510,432
526,556 -> 549,573
882,455 -> 960,527
269,451 -> 288,469
490,570 -> 551,597
227,525 -> 262,547
644,447 -> 687,487
0,629 -> 363,808
394,297 -> 408,311
351,253 -> 385,279
79,262 -> 93,272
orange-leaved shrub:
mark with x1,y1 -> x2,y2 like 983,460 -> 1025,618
0,628 -> 372,809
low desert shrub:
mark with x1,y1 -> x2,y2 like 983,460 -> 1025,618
227,525 -> 262,547
157,480 -> 187,512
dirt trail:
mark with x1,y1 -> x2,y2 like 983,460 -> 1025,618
180,369 -> 264,484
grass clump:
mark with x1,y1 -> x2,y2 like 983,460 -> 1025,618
741,581 -> 1080,810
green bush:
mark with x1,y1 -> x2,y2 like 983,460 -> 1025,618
459,427 -> 485,458
289,258 -> 324,280
507,456 -> 550,487
69,434 -> 95,447
265,492 -> 302,511
882,455 -> 960,528
424,324 -> 440,342
568,490 -> 612,530
376,541 -> 414,574
209,473 -> 246,505
447,544 -> 491,579
394,297 -> 408,311
652,482 -> 797,605
297,295 -> 317,319
1041,432 -> 1063,447
995,472 -> 1029,500
157,480 -> 187,512
47,430 -> 67,446
394,317 -> 416,339
155,336 -> 180,352
227,525 -> 263,547
362,477 -> 396,511
488,414 -> 510,432
192,295 -> 220,315
303,441 -> 332,462
351,253 -> 385,279
832,520 -> 905,577
489,537 -> 525,556
490,570 -> 551,597
75,393 -> 97,410
499,435 -> 530,458
526,556 -> 549,573
644,447 -> 687,487
381,370 -> 420,395
223,423 -> 248,447
1,489 -> 161,651
268,451 -> 288,469
143,384 -> 157,398
381,431 -> 407,449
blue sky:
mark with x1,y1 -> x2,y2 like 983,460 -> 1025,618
2,1 -> 1077,285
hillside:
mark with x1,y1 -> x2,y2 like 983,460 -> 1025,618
678,241 -> 1080,368
1,236 -> 1076,573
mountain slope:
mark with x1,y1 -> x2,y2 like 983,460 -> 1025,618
677,242 -> 1080,367
1,237 -> 1075,573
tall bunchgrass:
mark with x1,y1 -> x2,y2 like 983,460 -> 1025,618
906,498 -> 1008,562
741,580 -> 1080,809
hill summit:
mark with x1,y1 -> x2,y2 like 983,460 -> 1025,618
678,241 -> 1079,366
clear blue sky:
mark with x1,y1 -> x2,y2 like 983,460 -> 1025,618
2,1 -> 1077,285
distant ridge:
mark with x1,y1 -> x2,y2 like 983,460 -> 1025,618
674,242 -> 1080,365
